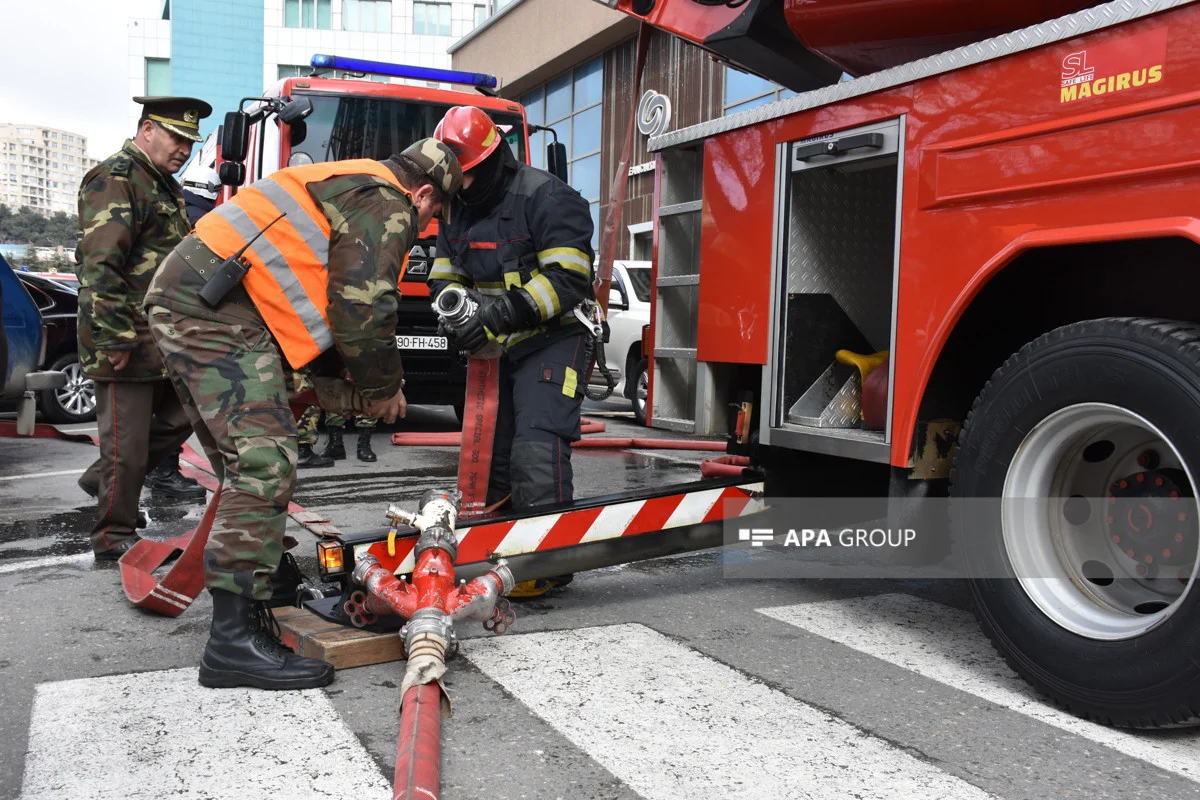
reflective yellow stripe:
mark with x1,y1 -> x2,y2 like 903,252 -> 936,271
475,280 -> 505,289
562,367 -> 578,397
524,274 -> 561,318
537,247 -> 592,277
430,258 -> 470,283
503,271 -> 522,289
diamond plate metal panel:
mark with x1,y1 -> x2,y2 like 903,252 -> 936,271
787,164 -> 897,350
648,0 -> 1191,152
787,362 -> 863,428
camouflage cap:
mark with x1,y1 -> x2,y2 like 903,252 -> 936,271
134,96 -> 213,142
397,138 -> 463,224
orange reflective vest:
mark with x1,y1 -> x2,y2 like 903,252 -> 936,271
194,159 -> 412,369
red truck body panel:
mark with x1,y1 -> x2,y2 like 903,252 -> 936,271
637,2 -> 1199,465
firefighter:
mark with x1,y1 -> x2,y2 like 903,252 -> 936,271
181,163 -> 220,226
431,106 -> 596,597
75,96 -> 213,560
143,139 -> 463,690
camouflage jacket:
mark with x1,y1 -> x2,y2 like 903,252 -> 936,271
75,139 -> 190,381
144,166 -> 418,403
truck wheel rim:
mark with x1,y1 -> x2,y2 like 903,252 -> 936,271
1002,402 -> 1198,640
55,363 -> 95,417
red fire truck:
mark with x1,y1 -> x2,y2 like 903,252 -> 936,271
213,55 -> 567,417
294,2 -> 1200,730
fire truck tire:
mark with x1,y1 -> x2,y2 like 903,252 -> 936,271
949,317 -> 1200,729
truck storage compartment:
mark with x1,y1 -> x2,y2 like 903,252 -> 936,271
766,118 -> 902,461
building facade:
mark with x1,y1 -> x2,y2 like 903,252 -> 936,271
0,124 -> 98,217
128,0 -> 494,146
449,0 -> 801,261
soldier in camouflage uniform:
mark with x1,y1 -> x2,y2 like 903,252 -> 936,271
144,138 -> 463,690
75,96 -> 212,560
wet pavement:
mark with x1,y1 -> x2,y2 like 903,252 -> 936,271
4,401 -> 1199,800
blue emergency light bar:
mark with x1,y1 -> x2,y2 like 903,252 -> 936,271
309,54 -> 498,89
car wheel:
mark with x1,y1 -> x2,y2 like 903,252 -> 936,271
40,353 -> 96,423
631,358 -> 648,426
950,318 -> 1200,728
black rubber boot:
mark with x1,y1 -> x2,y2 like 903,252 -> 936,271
198,589 -> 335,690
144,452 -> 207,500
297,443 -> 334,468
357,430 -> 376,462
322,427 -> 346,460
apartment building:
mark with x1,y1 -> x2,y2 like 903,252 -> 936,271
0,124 -> 98,216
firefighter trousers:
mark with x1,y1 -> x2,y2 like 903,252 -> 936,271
89,378 -> 194,554
486,333 -> 588,510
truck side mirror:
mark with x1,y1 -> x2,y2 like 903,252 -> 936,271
221,111 -> 250,164
278,96 -> 313,124
218,161 -> 245,187
547,141 -> 568,182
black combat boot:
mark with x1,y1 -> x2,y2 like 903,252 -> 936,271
144,452 -> 207,500
357,430 -> 376,462
322,427 -> 346,460
297,443 -> 334,468
198,589 -> 335,690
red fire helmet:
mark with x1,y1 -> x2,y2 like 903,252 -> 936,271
434,106 -> 501,172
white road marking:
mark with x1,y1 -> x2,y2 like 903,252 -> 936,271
0,553 -> 92,575
19,667 -> 391,800
0,468 -> 86,482
463,623 -> 999,800
756,594 -> 1200,783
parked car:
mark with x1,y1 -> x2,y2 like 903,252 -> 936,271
1,256 -> 66,432
14,271 -> 93,423
592,260 -> 652,424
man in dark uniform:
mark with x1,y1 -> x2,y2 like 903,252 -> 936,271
431,106 -> 596,597
75,96 -> 212,560
144,139 -> 462,690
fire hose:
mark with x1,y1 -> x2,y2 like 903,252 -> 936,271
346,489 -> 516,800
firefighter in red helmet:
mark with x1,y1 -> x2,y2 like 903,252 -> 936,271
431,105 -> 596,597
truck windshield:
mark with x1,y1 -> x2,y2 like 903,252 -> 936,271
290,93 -> 527,165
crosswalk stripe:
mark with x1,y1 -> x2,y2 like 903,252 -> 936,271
756,594 -> 1200,783
19,667 -> 391,800
0,553 -> 91,575
463,623 -> 1001,800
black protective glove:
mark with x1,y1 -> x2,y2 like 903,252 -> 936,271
457,289 -> 539,354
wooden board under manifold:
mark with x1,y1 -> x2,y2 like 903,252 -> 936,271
273,606 -> 405,670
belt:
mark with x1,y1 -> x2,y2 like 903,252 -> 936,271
174,235 -> 257,311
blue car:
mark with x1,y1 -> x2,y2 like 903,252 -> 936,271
1,253 -> 66,433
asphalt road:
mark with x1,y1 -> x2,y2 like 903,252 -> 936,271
2,399 -> 1199,800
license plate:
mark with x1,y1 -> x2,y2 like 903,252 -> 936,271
395,335 -> 448,350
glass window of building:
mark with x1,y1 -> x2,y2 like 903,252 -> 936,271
413,2 -> 451,35
520,57 -> 603,251
285,0 -> 332,28
344,0 -> 391,31
722,66 -> 796,116
145,58 -> 171,96
473,3 -> 488,27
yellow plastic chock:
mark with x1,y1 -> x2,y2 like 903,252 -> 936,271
836,349 -> 889,385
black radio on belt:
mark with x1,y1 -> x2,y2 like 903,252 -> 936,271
198,212 -> 286,308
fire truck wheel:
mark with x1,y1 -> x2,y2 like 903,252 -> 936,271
950,317 -> 1200,729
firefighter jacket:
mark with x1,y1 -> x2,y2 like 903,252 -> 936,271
145,159 -> 418,403
429,163 -> 596,360
75,139 -> 191,382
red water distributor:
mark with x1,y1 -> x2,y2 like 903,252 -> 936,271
349,490 -> 516,800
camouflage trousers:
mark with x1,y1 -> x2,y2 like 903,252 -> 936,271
148,303 -> 296,601
296,406 -> 378,445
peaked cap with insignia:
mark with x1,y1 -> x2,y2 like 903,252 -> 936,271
134,96 -> 213,142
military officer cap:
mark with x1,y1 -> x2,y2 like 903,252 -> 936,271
133,96 -> 213,143
392,138 -> 464,224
